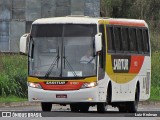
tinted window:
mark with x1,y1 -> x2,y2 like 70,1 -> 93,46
31,24 -> 63,37
114,27 -> 121,51
107,26 -> 115,52
143,29 -> 149,53
122,28 -> 129,51
137,29 -> 143,53
106,25 -> 149,55
64,24 -> 97,37
31,24 -> 97,37
129,28 -> 137,52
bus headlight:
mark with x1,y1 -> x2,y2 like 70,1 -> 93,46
81,82 -> 97,89
28,82 -> 42,89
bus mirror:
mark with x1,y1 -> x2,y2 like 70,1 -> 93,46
20,33 -> 30,55
95,33 -> 102,52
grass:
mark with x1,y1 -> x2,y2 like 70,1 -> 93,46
151,52 -> 160,86
150,86 -> 160,101
0,54 -> 28,98
150,52 -> 160,101
0,95 -> 27,103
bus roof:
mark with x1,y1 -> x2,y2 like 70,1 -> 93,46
108,18 -> 147,27
32,16 -> 99,24
32,16 -> 148,27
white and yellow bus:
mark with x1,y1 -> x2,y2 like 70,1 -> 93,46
20,16 -> 151,113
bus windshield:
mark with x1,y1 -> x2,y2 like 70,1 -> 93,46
29,24 -> 97,79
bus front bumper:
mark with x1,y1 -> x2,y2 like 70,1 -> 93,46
28,86 -> 99,103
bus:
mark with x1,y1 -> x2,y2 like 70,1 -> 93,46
20,16 -> 151,113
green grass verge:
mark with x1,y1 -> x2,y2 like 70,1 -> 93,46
150,52 -> 160,101
0,54 -> 28,97
0,95 -> 27,103
149,86 -> 160,101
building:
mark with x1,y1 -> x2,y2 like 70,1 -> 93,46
0,0 -> 100,52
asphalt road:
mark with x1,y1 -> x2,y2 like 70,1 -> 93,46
0,104 -> 160,118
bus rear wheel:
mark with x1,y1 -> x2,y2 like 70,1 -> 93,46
118,104 -> 128,113
41,102 -> 52,111
118,87 -> 139,113
128,87 -> 139,113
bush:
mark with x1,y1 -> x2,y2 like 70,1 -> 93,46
151,52 -> 160,86
0,54 -> 27,97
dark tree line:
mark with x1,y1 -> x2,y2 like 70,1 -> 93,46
101,0 -> 160,51
101,0 -> 160,21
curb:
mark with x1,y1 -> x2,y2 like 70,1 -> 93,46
139,101 -> 160,106
0,101 -> 40,107
0,101 -> 160,108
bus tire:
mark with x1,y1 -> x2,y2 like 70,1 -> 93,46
70,104 -> 80,112
79,105 -> 89,112
118,105 -> 128,113
41,102 -> 52,111
97,83 -> 110,113
128,87 -> 139,113
97,103 -> 107,113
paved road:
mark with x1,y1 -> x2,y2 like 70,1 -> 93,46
0,104 -> 160,118
0,103 -> 160,111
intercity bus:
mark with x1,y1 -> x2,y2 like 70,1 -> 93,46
20,16 -> 151,113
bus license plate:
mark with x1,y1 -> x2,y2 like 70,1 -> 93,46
56,94 -> 67,98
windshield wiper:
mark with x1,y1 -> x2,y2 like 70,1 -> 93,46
45,47 -> 60,78
63,47 -> 78,77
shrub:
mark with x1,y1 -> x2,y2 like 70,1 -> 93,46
0,54 -> 27,97
151,52 -> 160,87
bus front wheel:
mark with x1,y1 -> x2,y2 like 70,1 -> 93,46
70,104 -> 89,112
41,102 -> 52,111
70,104 -> 80,112
97,103 -> 107,113
79,105 -> 89,112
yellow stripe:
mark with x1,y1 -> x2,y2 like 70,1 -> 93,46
28,77 -> 97,83
109,74 -> 138,84
98,20 -> 104,24
104,20 -> 110,24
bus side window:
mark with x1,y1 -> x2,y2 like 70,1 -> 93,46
122,27 -> 129,52
129,28 -> 138,53
113,27 -> 121,52
143,29 -> 150,53
137,29 -> 143,54
106,26 -> 115,53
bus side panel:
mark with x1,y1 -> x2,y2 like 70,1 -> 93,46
139,56 -> 151,101
97,73 -> 110,102
111,80 -> 137,102
106,54 -> 151,102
